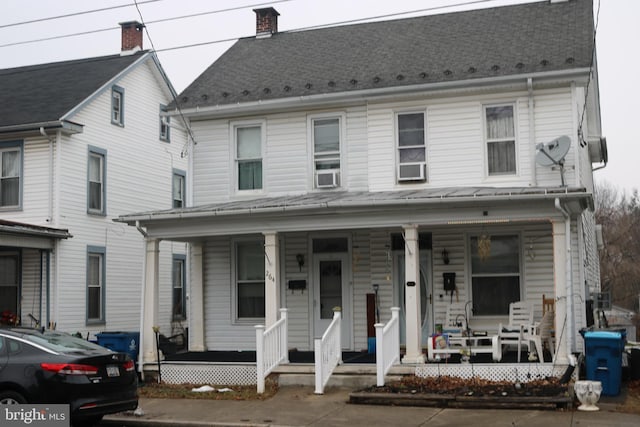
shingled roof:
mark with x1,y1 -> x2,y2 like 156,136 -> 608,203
176,0 -> 594,111
0,52 -> 148,130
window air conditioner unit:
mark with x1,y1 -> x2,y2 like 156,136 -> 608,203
397,162 -> 426,182
316,170 -> 340,188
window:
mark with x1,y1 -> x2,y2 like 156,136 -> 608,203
159,104 -> 170,142
235,125 -> 262,191
0,252 -> 19,317
312,117 -> 341,188
397,112 -> 426,181
172,169 -> 186,208
470,234 -> 521,316
0,142 -> 22,209
485,105 -> 516,175
87,147 -> 106,215
111,86 -> 124,126
172,255 -> 186,320
235,241 -> 265,319
86,246 -> 105,324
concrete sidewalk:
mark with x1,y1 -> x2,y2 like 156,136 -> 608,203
102,386 -> 639,427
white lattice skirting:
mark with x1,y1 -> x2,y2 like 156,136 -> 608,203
415,363 -> 569,383
160,363 -> 257,385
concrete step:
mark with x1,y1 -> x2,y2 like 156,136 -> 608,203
273,363 -> 415,389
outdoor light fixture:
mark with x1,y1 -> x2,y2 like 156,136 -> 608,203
441,248 -> 450,265
296,253 -> 304,271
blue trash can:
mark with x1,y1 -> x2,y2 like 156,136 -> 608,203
582,330 -> 626,396
96,331 -> 140,362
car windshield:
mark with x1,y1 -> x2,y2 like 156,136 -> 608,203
23,331 -> 109,354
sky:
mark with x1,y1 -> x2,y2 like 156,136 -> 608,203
1,0 -> 637,194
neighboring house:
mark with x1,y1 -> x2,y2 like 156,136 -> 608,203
119,0 -> 607,368
0,22 -> 188,340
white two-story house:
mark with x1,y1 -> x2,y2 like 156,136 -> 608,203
0,22 -> 188,341
119,0 -> 607,368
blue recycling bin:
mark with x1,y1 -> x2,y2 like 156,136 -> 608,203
581,330 -> 626,396
96,331 -> 140,362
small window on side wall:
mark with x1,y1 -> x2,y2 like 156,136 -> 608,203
0,141 -> 22,209
485,105 -> 516,176
172,169 -> 186,208
172,255 -> 186,320
111,86 -> 124,126
87,246 -> 106,324
160,104 -> 170,142
87,147 -> 106,215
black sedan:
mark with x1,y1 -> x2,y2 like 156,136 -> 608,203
0,327 -> 138,426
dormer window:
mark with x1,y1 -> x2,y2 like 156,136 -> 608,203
485,105 -> 516,175
111,85 -> 124,126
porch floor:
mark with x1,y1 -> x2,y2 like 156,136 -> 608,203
162,349 -> 551,364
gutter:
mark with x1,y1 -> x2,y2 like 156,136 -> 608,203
174,68 -> 591,120
555,198 -> 575,360
0,120 -> 83,135
528,78 -> 538,186
39,127 -> 55,223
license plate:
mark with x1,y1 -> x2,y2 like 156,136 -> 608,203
106,365 -> 120,377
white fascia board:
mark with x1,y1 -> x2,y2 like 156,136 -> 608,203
172,68 -> 592,120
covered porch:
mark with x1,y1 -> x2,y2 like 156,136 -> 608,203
117,187 -> 593,384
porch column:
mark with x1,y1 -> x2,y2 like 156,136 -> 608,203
402,225 -> 425,363
263,231 -> 280,327
141,238 -> 160,364
552,220 -> 569,364
189,242 -> 205,351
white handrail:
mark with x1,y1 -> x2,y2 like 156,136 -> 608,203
255,308 -> 289,394
314,309 -> 342,394
375,307 -> 401,387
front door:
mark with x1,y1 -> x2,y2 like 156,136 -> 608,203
395,251 -> 433,346
313,254 -> 351,349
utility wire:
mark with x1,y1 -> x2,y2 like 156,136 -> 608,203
0,0 -> 163,29
132,0 -> 197,157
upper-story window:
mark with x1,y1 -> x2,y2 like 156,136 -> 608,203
397,112 -> 426,182
0,142 -> 22,209
312,117 -> 341,189
159,104 -> 170,142
88,147 -> 106,215
485,105 -> 516,175
111,85 -> 124,126
234,124 -> 263,191
172,169 -> 186,208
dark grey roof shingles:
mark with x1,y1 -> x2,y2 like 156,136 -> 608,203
176,0 -> 593,109
0,52 -> 147,128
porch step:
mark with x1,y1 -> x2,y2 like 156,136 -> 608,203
273,363 -> 415,389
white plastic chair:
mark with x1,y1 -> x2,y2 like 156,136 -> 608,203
498,301 -> 534,362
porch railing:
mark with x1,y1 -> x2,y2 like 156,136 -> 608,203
255,308 -> 289,394
314,308 -> 342,394
375,306 -> 401,386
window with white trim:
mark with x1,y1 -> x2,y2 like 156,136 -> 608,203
172,255 -> 186,320
0,142 -> 22,209
235,125 -> 263,191
312,117 -> 341,188
87,147 -> 106,215
470,234 -> 521,316
397,112 -> 426,182
172,169 -> 186,208
111,86 -> 124,126
485,105 -> 516,175
0,252 -> 19,317
87,246 -> 105,324
159,104 -> 170,141
235,241 -> 265,319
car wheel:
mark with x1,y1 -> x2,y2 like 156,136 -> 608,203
0,391 -> 27,404
72,415 -> 103,427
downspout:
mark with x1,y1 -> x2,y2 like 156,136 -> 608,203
528,78 -> 538,186
555,198 -> 575,358
39,127 -> 54,223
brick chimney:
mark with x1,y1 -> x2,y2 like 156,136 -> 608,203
253,7 -> 279,38
119,21 -> 144,53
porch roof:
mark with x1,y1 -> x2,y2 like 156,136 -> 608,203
118,186 -> 592,228
0,219 -> 72,249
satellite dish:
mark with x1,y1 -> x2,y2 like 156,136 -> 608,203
536,135 -> 571,186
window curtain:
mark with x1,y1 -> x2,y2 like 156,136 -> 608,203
486,106 -> 515,174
